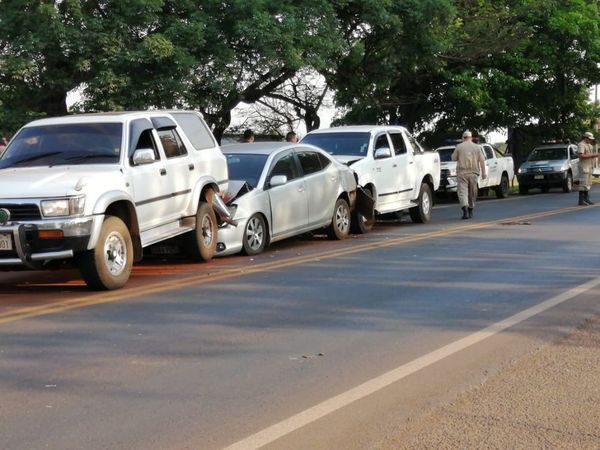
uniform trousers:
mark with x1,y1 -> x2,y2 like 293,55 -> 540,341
457,172 -> 479,208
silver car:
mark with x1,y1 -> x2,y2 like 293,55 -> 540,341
217,142 -> 357,256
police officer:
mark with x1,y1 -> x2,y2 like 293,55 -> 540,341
577,131 -> 599,206
452,130 -> 487,219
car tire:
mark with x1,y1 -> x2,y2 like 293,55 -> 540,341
409,183 -> 432,223
495,174 -> 510,198
562,172 -> 573,193
242,213 -> 267,255
186,201 -> 217,261
77,216 -> 133,290
519,184 -> 529,195
351,187 -> 374,234
328,198 -> 351,240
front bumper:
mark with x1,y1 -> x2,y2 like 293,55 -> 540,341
517,171 -> 567,187
439,175 -> 457,192
216,218 -> 246,257
0,216 -> 98,268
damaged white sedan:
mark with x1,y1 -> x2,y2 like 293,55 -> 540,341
217,142 -> 358,256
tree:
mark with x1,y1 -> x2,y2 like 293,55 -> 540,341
233,68 -> 331,137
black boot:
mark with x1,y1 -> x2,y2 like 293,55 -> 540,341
579,191 -> 587,206
468,207 -> 473,218
584,191 -> 594,205
461,206 -> 468,219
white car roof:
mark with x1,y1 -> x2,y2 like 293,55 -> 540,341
222,142 -> 324,156
307,125 -> 409,134
24,111 -> 182,127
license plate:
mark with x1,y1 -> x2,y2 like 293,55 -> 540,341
534,175 -> 544,180
0,232 -> 12,251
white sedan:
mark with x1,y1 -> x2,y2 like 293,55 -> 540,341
217,142 -> 357,256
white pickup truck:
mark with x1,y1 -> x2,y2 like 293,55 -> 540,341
0,111 -> 230,290
302,125 -> 440,231
435,142 -> 514,198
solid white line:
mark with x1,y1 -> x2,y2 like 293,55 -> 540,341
223,276 -> 600,450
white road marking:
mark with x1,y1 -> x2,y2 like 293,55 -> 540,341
224,276 -> 600,450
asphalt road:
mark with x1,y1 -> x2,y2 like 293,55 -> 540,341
1,189 -> 599,449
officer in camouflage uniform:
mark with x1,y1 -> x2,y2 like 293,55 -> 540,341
452,130 -> 487,219
577,131 -> 599,206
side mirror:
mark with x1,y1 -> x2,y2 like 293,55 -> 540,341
132,148 -> 156,165
374,147 -> 392,159
269,175 -> 288,187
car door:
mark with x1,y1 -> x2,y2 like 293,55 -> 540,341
372,133 -> 397,209
266,151 -> 309,238
155,126 -> 194,216
569,145 -> 580,178
394,131 -> 418,203
296,148 -> 338,227
128,120 -> 176,232
481,144 -> 497,187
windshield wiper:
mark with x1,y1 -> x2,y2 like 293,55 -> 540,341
64,154 -> 119,162
12,151 -> 63,164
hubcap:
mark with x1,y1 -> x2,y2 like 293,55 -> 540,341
422,192 -> 431,214
104,231 -> 127,276
336,204 -> 350,233
201,214 -> 213,247
245,217 -> 264,250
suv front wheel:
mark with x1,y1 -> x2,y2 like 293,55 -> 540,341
77,216 -> 133,290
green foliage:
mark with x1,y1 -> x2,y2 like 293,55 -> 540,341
1,0 -> 599,147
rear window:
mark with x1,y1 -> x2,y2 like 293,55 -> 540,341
302,132 -> 370,157
170,112 -> 215,150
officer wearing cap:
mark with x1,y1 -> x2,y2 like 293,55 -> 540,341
452,130 -> 487,219
577,131 -> 599,206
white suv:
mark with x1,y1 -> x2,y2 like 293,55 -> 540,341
0,111 -> 229,289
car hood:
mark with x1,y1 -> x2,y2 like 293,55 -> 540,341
0,165 -> 123,198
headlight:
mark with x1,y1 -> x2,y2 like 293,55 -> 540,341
518,167 -> 527,174
41,196 -> 86,217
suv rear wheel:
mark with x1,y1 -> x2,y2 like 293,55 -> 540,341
187,201 -> 217,261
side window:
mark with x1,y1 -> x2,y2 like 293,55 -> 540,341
269,153 -> 299,181
407,133 -> 424,154
297,151 -> 323,175
483,145 -> 494,159
570,146 -> 578,159
170,112 -> 216,150
374,134 -> 390,150
317,152 -> 331,169
130,129 -> 159,161
158,129 -> 187,158
389,132 -> 407,155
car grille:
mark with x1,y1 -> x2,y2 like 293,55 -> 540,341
527,167 -> 553,173
0,203 -> 42,221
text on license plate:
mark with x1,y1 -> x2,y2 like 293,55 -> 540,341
534,174 -> 544,180
0,232 -> 13,251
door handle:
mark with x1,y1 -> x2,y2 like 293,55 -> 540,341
330,176 -> 337,182
409,161 -> 414,164
160,168 -> 167,176
392,164 -> 398,168
189,163 -> 195,171
298,187 -> 305,192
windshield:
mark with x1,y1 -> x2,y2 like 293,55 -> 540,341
302,132 -> 370,157
0,123 -> 122,168
225,153 -> 268,188
436,148 -> 454,162
528,147 -> 568,161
